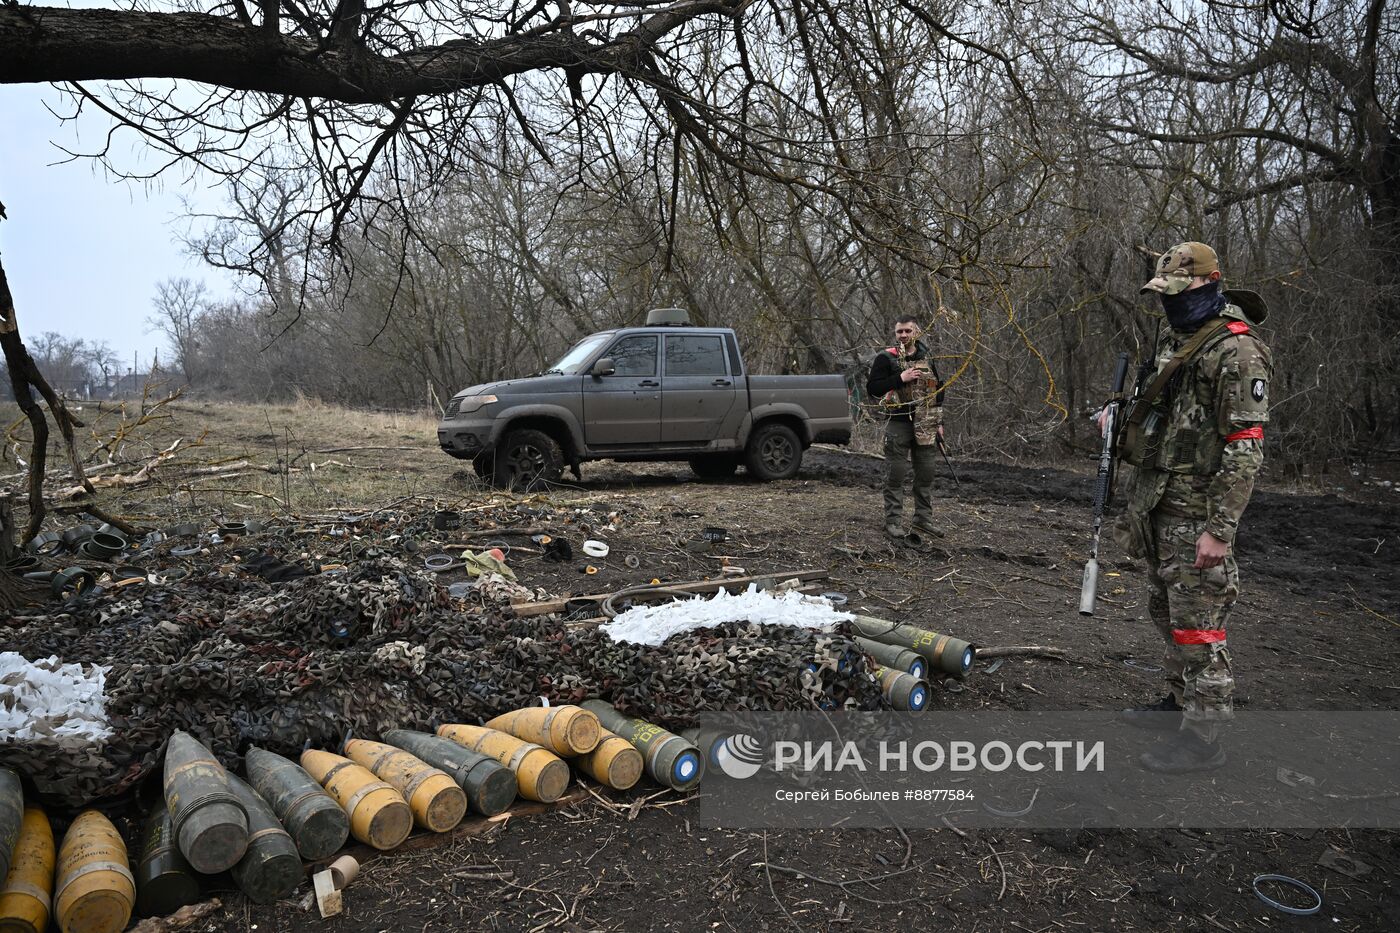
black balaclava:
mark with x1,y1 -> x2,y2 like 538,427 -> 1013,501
1161,280 -> 1227,333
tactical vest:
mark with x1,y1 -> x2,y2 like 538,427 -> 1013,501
1118,311 -> 1258,477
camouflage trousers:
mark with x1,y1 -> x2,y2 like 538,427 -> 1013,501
1145,511 -> 1238,742
883,420 -> 937,525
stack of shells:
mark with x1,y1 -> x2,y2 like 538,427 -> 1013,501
1,699 -> 731,929
3,529 -> 888,807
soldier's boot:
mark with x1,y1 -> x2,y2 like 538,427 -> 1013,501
1120,694 -> 1183,730
911,517 -> 944,538
885,520 -> 904,539
1139,731 -> 1226,774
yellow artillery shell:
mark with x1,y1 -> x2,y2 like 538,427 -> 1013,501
343,740 -> 466,833
0,807 -> 55,933
53,810 -> 133,933
484,705 -> 601,757
299,750 -> 412,851
436,725 -> 569,803
573,729 -> 644,791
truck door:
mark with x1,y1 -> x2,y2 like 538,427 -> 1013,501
661,334 -> 740,443
582,334 -> 661,446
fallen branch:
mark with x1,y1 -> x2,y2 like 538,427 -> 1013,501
51,502 -> 142,537
128,899 -> 222,932
510,569 -> 830,617
975,646 -> 1069,661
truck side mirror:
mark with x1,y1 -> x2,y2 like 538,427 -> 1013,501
591,358 -> 616,377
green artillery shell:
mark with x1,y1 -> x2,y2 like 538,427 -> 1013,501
871,666 -> 930,711
581,700 -> 703,791
226,775 -> 302,904
134,804 -> 201,918
0,768 -> 21,885
161,731 -> 248,874
382,730 -> 518,817
852,637 -> 928,680
244,747 -> 349,862
848,616 -> 975,677
679,728 -> 730,773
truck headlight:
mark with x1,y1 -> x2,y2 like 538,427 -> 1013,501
457,394 -> 498,414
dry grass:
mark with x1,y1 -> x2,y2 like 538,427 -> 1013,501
2,397 -> 471,527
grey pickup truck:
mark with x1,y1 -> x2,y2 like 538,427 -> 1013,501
438,309 -> 851,487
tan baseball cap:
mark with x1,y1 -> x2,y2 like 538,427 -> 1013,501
1141,241 -> 1220,295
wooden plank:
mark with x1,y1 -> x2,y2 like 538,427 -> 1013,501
509,569 -> 830,618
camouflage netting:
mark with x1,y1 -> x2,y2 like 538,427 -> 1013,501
2,523 -> 882,807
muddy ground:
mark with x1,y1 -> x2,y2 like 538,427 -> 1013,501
183,447 -> 1400,933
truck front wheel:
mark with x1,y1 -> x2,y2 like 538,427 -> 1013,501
494,429 -> 564,490
745,424 -> 802,480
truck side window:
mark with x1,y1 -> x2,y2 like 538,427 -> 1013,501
606,336 -> 658,376
665,335 -> 727,376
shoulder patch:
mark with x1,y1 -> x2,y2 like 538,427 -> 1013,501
885,347 -> 900,355
1226,321 -> 1250,335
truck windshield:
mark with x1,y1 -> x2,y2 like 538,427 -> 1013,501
546,334 -> 611,374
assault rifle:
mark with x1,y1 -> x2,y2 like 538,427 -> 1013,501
1078,352 -> 1131,617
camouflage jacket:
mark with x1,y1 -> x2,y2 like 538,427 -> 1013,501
866,341 -> 946,422
1119,304 -> 1272,547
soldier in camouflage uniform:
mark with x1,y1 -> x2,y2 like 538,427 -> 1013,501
1108,242 -> 1272,773
867,316 -> 946,539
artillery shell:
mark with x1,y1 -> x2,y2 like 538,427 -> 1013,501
343,740 -> 465,833
134,804 -> 200,918
572,729 -> 644,791
299,750 -> 411,851
244,747 -> 349,862
484,705 -> 601,757
0,769 -> 21,886
581,700 -> 703,792
852,637 -> 928,680
848,616 -> 975,677
227,775 -> 302,904
162,731 -> 248,874
54,810 -> 133,933
872,665 -> 930,711
382,730 -> 517,817
435,725 -> 569,803
0,806 -> 54,933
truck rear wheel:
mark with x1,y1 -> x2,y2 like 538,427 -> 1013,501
745,423 -> 802,480
494,429 -> 564,490
688,454 -> 740,479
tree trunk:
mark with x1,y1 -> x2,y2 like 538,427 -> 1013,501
0,253 -> 96,541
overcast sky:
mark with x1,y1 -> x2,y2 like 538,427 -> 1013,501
0,81 -> 240,373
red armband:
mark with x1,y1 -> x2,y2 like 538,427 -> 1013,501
1225,426 -> 1263,442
